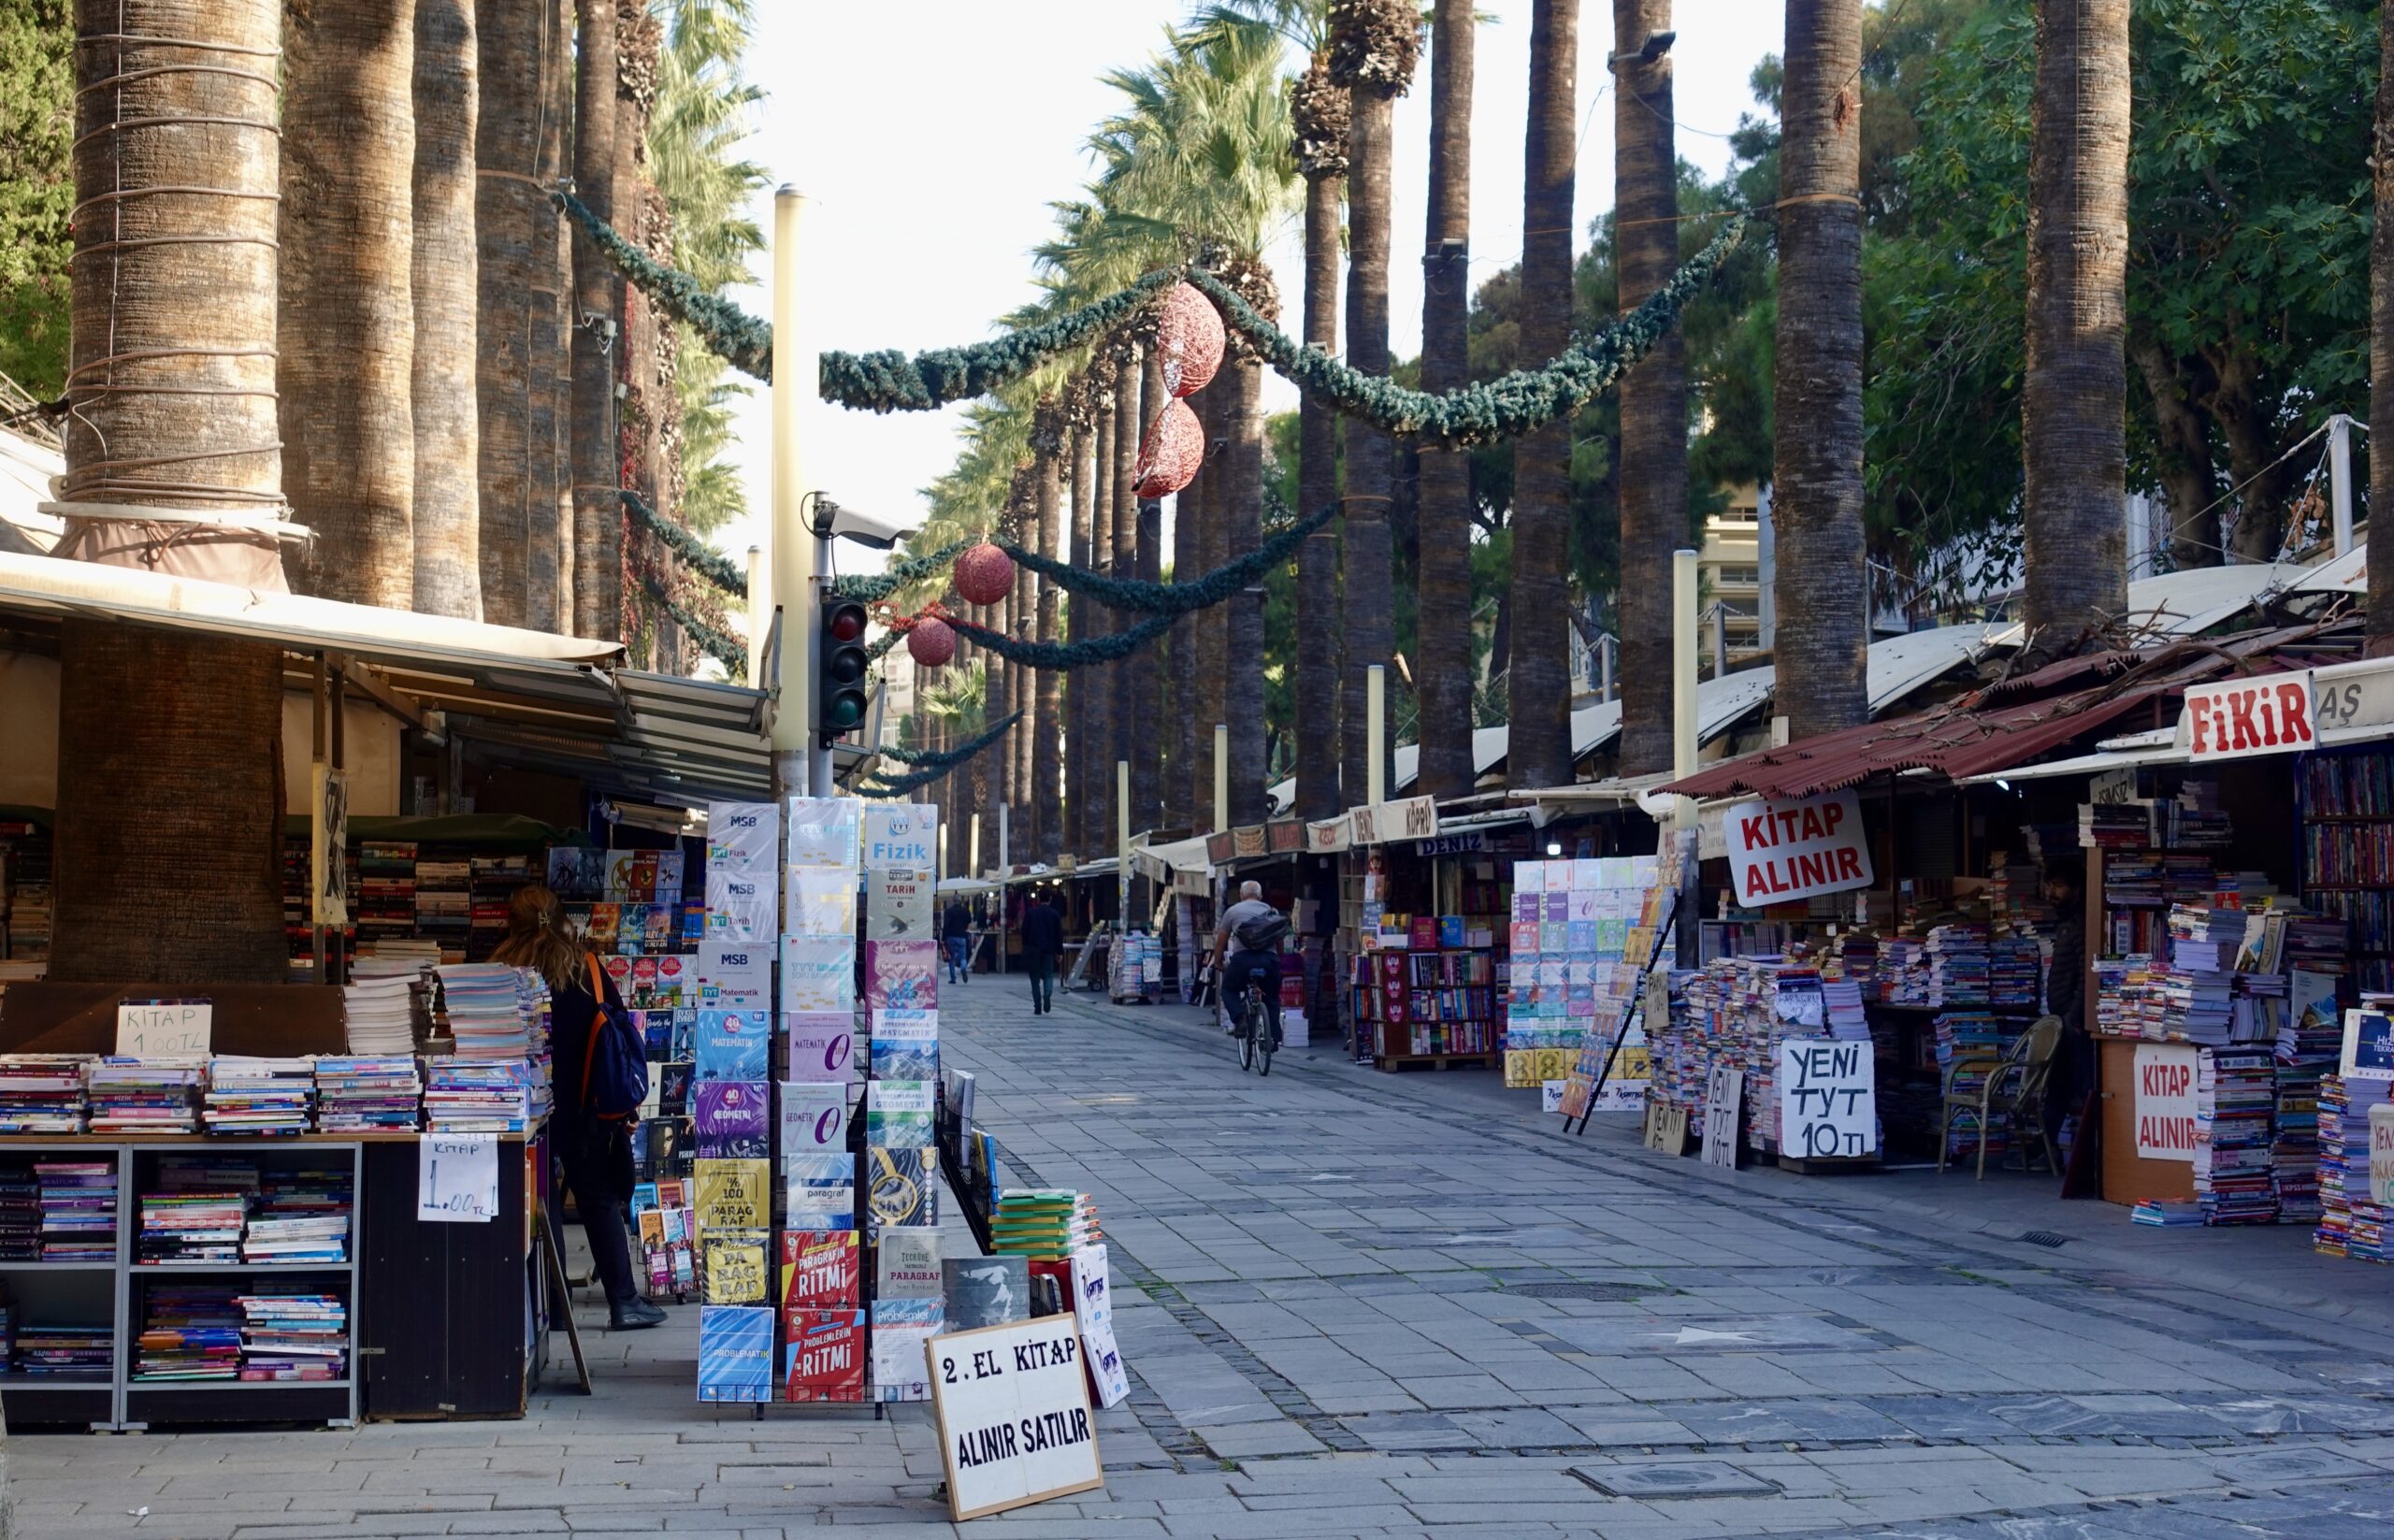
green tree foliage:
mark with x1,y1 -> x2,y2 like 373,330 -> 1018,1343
0,0 -> 70,397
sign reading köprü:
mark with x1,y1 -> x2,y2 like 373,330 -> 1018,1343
1722,789 -> 1873,907
1777,1040 -> 1876,1159
2182,672 -> 2315,761
2133,1043 -> 2199,1163
927,1317 -> 1104,1521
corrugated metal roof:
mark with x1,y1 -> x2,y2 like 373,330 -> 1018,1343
2292,543 -> 2366,595
1987,563 -> 2311,645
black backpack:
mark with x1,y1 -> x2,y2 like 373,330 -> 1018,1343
1233,911 -> 1290,953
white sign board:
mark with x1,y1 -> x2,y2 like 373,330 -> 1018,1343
862,803 -> 939,869
1776,1040 -> 1876,1159
417,1133 -> 499,1223
2372,1104 -> 2394,1207
2342,1008 -> 2394,1083
1723,789 -> 1874,907
1068,1245 -> 1131,1410
927,1317 -> 1104,1521
311,765 -> 350,927
2133,1043 -> 2199,1163
115,1000 -> 212,1057
2182,672 -> 2315,761
1702,1068 -> 1744,1169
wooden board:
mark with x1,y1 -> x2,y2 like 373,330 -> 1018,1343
359,1138 -> 538,1419
0,982 -> 345,1057
2096,1035 -> 2194,1205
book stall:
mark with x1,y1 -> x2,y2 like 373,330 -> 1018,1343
1334,799 -> 1516,1072
1512,850 -> 1679,1115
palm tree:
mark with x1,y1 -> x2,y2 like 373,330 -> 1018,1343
543,0 -> 577,628
1415,0 -> 1475,799
1067,403 -> 1095,851
411,0 -> 480,619
570,0 -> 623,641
1330,0 -> 1417,803
1112,343 -> 1145,828
1033,414 -> 1065,863
1614,0 -> 1685,773
1772,0 -> 1868,738
281,0 -> 417,608
51,0 -> 289,982
1134,342 -> 1168,832
2021,0 -> 2130,646
1507,0 -> 1577,786
2373,0 -> 2394,654
1086,370 -> 1117,849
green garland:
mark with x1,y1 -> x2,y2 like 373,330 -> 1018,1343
638,574 -> 747,680
818,268 -> 1181,413
555,189 -> 774,381
947,609 -> 1174,669
827,536 -> 974,602
1001,498 -> 1337,615
624,490 -> 746,598
1185,215 -> 1747,446
866,628 -> 904,661
857,712 -> 1021,799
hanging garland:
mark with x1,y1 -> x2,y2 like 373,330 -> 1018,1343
826,536 -> 974,602
866,627 -> 904,661
637,574 -> 747,680
555,188 -> 773,381
1184,215 -> 1748,446
999,497 -> 1339,616
623,490 -> 746,598
856,711 -> 1022,799
945,608 -> 1175,669
817,267 -> 1184,413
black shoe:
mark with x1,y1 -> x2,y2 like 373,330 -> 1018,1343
610,1297 -> 668,1331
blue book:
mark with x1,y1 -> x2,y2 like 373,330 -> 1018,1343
696,1305 -> 773,1403
694,1010 -> 770,1082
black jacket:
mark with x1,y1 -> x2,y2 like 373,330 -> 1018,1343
549,957 -> 627,1119
943,901 -> 973,942
1020,902 -> 1063,957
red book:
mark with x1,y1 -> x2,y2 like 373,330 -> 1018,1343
777,1230 -> 859,1309
783,1308 -> 865,1402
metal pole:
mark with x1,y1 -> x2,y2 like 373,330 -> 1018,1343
1755,484 -> 1776,653
1366,664 -> 1387,807
1213,725 -> 1230,833
1673,551 -> 1698,779
969,813 -> 980,880
745,544 -> 766,686
2330,413 -> 2356,556
1599,636 -> 1615,705
1118,758 -> 1132,939
997,803 -> 1010,974
1709,606 -> 1727,681
770,186 -> 812,799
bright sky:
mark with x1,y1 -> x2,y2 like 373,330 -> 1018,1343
712,1 -> 1786,582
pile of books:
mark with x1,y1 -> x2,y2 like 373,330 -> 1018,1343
2315,1074 -> 2393,1262
136,1286 -> 243,1379
354,841 -> 419,946
1925,926 -> 1989,1008
2192,1046 -> 2277,1224
2130,1199 -> 2205,1227
435,965 -> 532,1058
415,857 -> 472,955
247,1165 -> 350,1263
138,1187 -> 248,1264
1875,938 -> 1929,1007
35,1159 -> 114,1262
87,1058 -> 203,1133
342,955 -> 423,1056
203,1057 -> 317,1135
15,1321 -> 110,1376
236,1291 -> 346,1379
1931,1014 -> 2026,1161
1989,938 -> 2046,1012
0,1055 -> 91,1132
0,1162 -> 38,1259
312,1057 -> 421,1131
424,1057 -> 532,1132
989,1190 -> 1101,1260
2078,802 -> 2150,849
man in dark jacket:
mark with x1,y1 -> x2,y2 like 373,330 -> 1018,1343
942,898 -> 973,984
1020,891 -> 1064,1015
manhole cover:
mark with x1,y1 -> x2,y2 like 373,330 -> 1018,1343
1570,1462 -> 1781,1498
1505,1281 -> 1649,1302
2019,1230 -> 2070,1248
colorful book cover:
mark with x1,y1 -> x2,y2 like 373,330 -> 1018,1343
693,1010 -> 771,1081
864,1146 -> 935,1232
779,1081 -> 849,1151
700,1228 -> 770,1304
696,1305 -> 773,1403
692,1158 -> 769,1232
693,1080 -> 770,1159
868,1298 -> 942,1402
704,800 -> 779,873
1070,1245 -> 1131,1409
942,1254 -> 1030,1330
546,847 -> 605,899
782,1152 -> 857,1227
780,938 -> 858,1015
860,802 -> 938,869
703,870 -> 774,942
777,1230 -> 859,1308
868,1009 -> 940,1082
785,867 -> 858,937
863,867 -> 934,941
697,942 -> 772,1007
873,1229 -> 941,1298
782,1308 -> 866,1403
863,940 -> 938,1013
785,1014 -> 857,1082
783,798 -> 861,870
865,1080 -> 933,1148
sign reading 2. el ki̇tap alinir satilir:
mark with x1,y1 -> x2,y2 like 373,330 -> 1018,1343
927,1317 -> 1104,1521
1722,788 -> 1874,907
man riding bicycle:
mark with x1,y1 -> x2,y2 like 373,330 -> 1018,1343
1212,880 -> 1287,1046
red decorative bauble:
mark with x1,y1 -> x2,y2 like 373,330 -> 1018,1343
1133,398 -> 1206,499
1156,281 -> 1225,397
952,541 -> 1014,607
905,615 -> 957,669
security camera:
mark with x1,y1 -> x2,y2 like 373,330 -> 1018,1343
805,495 -> 921,550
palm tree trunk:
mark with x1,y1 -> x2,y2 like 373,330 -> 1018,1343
411,0 -> 479,618
1135,343 -> 1167,834
613,4 -> 660,645
1068,420 -> 1093,854
1110,352 -> 1141,824
282,0 -> 416,608
570,0 -> 622,641
1416,0 -> 1476,800
1089,384 -> 1117,852
1226,353 -> 1268,826
475,0 -> 537,626
1297,172 -> 1343,821
1034,453 -> 1063,863
1192,387 -> 1227,830
54,0 -> 289,983
1771,0 -> 1868,739
1508,0 -> 1578,786
1167,380 -> 1198,831
2373,0 -> 2394,653
2128,339 -> 2219,571
1341,87 -> 1398,804
2022,0 -> 2130,643
546,0 -> 576,629
1012,514 -> 1033,834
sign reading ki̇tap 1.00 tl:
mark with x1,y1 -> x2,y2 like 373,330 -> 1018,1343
1722,788 -> 1874,907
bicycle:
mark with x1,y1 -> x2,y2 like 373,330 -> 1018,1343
1229,968 -> 1277,1076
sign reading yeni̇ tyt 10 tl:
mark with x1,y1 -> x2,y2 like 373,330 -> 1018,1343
1722,788 -> 1873,907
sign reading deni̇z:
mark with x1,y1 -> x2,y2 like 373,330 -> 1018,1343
2181,671 -> 2314,761
1722,789 -> 1873,907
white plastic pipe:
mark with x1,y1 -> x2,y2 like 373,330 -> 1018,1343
1366,664 -> 1387,807
769,187 -> 811,787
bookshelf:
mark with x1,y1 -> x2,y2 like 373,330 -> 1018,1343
1349,948 -> 1502,1067
2301,747 -> 2394,994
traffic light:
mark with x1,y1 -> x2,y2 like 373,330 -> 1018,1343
816,597 -> 870,742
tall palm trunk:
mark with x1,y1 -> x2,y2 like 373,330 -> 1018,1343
1416,0 -> 1476,800
473,0 -> 539,625
1340,86 -> 1399,804
1034,452 -> 1063,862
1225,352 -> 1269,826
1089,380 -> 1117,850
411,0 -> 479,618
1011,496 -> 1033,831
1508,0 -> 1578,785
1296,166 -> 1344,821
613,1 -> 660,646
1772,0 -> 1868,737
2021,0 -> 2130,643
1190,388 -> 1222,831
1615,0 -> 1687,770
1134,344 -> 1167,833
53,0 -> 289,983
1109,352 -> 1140,824
2373,0 -> 2394,654
1068,418 -> 1094,852
546,0 -> 576,628
570,0 -> 622,641
282,0 -> 416,608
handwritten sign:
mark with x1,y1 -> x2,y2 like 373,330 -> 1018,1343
1723,789 -> 1873,906
311,765 -> 350,927
115,1000 -> 212,1057
2371,1104 -> 2394,1206
2183,671 -> 2315,761
928,1317 -> 1105,1521
2133,1043 -> 2199,1163
1701,1068 -> 1743,1169
1643,1102 -> 1689,1155
1777,1040 -> 1877,1159
417,1133 -> 499,1223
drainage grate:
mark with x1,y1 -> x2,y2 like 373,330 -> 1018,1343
1503,1281 -> 1650,1302
2019,1230 -> 2070,1249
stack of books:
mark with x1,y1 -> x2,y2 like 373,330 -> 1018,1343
0,1162 -> 39,1259
435,965 -> 532,1059
136,1287 -> 243,1379
1931,1014 -> 2026,1162
2192,1046 -> 2277,1224
0,1055 -> 91,1133
414,857 -> 472,957
248,1165 -> 350,1263
2315,1074 -> 2393,1262
86,1059 -> 203,1133
342,957 -> 422,1056
1989,938 -> 2046,1013
14,1321 -> 110,1376
2078,802 -> 2149,849
312,1058 -> 421,1131
2130,1199 -> 2206,1227
354,841 -> 418,947
203,1058 -> 317,1135
988,1190 -> 1101,1260
1925,926 -> 1990,1007
424,1058 -> 532,1132
235,1291 -> 347,1379
1876,938 -> 1929,1007
35,1160 -> 116,1262
137,1188 -> 248,1264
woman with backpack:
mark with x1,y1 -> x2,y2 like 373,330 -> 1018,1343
493,885 -> 668,1331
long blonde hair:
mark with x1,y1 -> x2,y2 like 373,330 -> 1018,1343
490,884 -> 591,994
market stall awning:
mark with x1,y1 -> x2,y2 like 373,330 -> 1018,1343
1987,563 -> 2313,647
1131,833 -> 1213,885
2290,542 -> 2366,595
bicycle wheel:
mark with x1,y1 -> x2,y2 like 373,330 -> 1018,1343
1237,1000 -> 1255,1071
1254,1000 -> 1275,1076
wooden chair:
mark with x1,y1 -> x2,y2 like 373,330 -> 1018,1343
1938,1015 -> 2064,1179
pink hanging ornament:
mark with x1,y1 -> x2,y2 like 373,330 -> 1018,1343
953,541 -> 1015,607
1155,281 -> 1225,397
1133,398 -> 1206,499
905,615 -> 957,669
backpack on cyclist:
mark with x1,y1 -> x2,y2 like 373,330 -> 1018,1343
1233,910 -> 1290,954
579,953 -> 651,1119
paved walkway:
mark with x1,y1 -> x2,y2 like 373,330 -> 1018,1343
21,974 -> 2394,1536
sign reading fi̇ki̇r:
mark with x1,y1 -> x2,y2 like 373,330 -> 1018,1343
2181,672 -> 2315,761
1722,789 -> 1873,906
927,1317 -> 1104,1521
1777,1041 -> 1876,1159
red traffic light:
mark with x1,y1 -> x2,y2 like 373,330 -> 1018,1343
825,602 -> 868,642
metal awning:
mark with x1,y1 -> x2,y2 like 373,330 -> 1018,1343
1987,563 -> 2314,646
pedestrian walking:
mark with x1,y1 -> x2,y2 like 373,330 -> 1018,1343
943,896 -> 973,984
1020,889 -> 1063,1015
